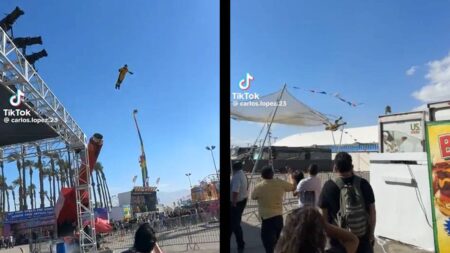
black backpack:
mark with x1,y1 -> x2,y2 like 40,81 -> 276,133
334,176 -> 369,237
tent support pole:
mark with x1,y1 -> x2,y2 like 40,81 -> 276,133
337,126 -> 345,153
250,84 -> 287,179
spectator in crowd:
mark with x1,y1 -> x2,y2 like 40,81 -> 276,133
292,169 -> 304,186
122,223 -> 162,253
294,164 -> 322,207
251,166 -> 296,253
274,206 -> 359,253
319,152 -> 376,253
230,161 -> 248,253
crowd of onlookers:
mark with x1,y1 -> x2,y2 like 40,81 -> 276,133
230,151 -> 376,253
0,236 -> 15,249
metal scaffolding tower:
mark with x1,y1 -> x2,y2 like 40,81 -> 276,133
0,27 -> 97,253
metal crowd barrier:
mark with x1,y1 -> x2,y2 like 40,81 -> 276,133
102,211 -> 220,252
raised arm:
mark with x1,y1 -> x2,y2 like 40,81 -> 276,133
284,173 -> 296,192
324,222 -> 359,253
152,242 -> 163,253
321,208 -> 359,253
293,180 -> 303,197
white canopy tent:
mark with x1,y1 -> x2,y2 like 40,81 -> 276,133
231,87 -> 331,126
231,85 -> 335,175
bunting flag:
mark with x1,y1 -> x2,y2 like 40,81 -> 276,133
292,86 -> 363,107
156,177 -> 160,185
132,175 -> 137,183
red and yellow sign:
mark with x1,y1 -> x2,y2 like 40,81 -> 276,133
426,121 -> 450,253
191,182 -> 219,202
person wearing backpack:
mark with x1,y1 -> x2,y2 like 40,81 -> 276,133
319,152 -> 376,253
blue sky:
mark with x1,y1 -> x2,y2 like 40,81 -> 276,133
1,0 -> 219,206
231,0 -> 450,145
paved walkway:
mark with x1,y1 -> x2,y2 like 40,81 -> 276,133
230,212 -> 433,253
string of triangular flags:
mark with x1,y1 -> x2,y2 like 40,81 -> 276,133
292,86 -> 364,107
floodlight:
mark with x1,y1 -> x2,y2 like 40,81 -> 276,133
25,49 -> 48,65
0,7 -> 25,32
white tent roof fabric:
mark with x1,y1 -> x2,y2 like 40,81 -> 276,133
274,125 -> 379,147
231,88 -> 331,126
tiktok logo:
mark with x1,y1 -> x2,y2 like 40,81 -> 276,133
10,89 -> 25,107
239,73 -> 254,90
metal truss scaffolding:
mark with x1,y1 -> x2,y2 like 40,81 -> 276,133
0,27 -> 85,149
0,27 -> 97,253
74,149 -> 97,253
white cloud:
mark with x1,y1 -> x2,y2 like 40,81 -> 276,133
412,52 -> 450,103
411,104 -> 427,112
406,65 -> 418,76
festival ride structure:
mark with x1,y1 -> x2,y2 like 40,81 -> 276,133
0,24 -> 101,253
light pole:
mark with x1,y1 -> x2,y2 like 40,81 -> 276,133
206,146 -> 219,180
133,109 -> 149,187
185,173 -> 192,188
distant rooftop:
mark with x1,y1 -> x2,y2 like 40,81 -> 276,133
274,125 -> 379,147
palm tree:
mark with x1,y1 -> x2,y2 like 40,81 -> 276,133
0,176 -> 4,212
43,191 -> 51,207
57,158 -> 69,188
24,159 -> 35,210
10,180 -> 20,212
55,168 -> 61,193
5,184 -> 10,212
91,173 -> 98,208
99,172 -> 108,208
94,163 -> 110,208
0,153 -> 5,212
20,146 -> 28,210
28,184 -> 36,209
93,163 -> 107,208
44,152 -> 58,206
0,175 -> 6,213
36,145 -> 45,208
99,164 -> 112,209
65,158 -> 74,188
8,153 -> 24,210
43,167 -> 53,206
95,169 -> 103,207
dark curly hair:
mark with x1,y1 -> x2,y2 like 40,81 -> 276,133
134,223 -> 156,253
274,207 -> 326,253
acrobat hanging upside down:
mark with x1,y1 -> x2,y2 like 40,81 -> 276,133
115,64 -> 133,90
324,116 -> 347,131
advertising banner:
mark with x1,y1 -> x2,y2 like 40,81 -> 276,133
5,207 -> 54,223
382,120 -> 425,153
426,120 -> 450,253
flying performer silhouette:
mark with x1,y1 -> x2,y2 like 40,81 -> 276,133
115,64 -> 133,90
324,116 -> 347,131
